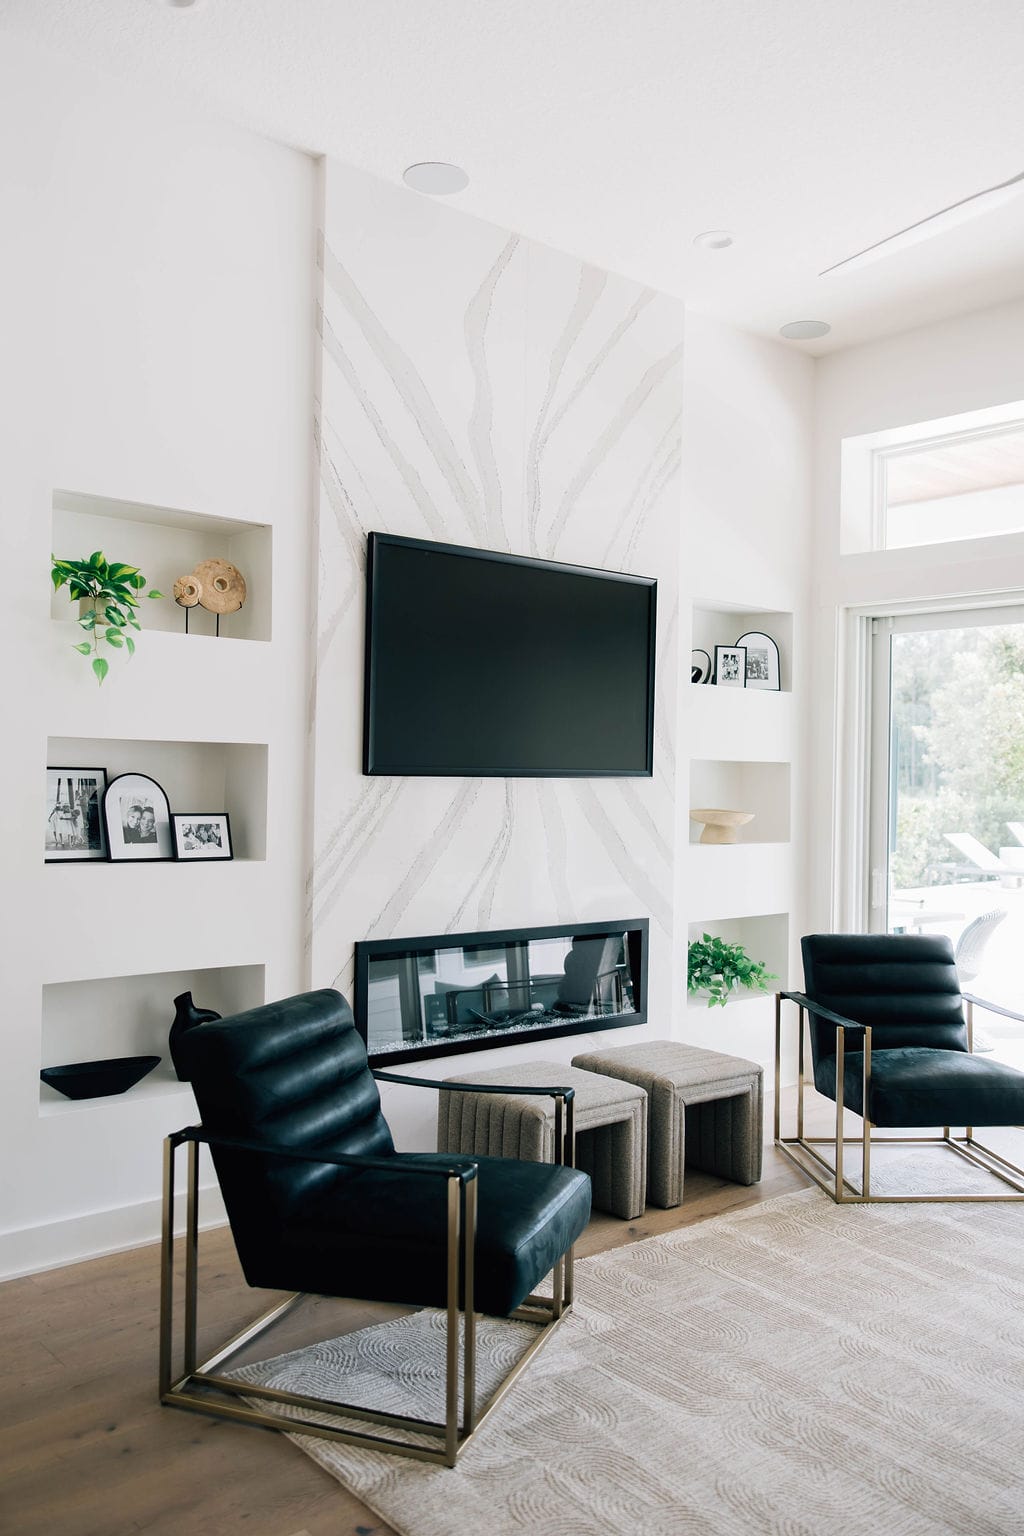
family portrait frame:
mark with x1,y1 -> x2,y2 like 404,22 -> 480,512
172,814 -> 233,861
736,630 -> 781,691
103,773 -> 174,862
45,767 -> 109,862
714,644 -> 747,688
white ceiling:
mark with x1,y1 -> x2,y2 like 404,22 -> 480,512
5,0 -> 1024,353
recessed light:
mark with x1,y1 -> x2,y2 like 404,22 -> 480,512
693,230 -> 734,250
779,320 -> 831,341
403,162 -> 469,196
162,0 -> 201,8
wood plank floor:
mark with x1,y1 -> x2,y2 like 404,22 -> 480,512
0,1126 -> 810,1536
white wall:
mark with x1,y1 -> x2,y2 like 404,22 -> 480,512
311,161 -> 686,1149
0,37 -> 820,1274
811,297 -> 1024,925
0,36 -> 316,1276
678,313 -> 815,1067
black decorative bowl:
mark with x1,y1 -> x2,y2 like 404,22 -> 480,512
40,1055 -> 162,1100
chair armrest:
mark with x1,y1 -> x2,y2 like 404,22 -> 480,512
374,1070 -> 576,1102
170,1125 -> 477,1182
778,991 -> 869,1037
962,992 -> 1024,1026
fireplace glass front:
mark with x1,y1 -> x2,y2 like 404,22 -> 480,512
354,919 -> 648,1066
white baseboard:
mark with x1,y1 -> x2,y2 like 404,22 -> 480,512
0,1183 -> 227,1281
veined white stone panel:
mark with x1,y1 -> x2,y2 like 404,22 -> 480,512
312,162 -> 683,1082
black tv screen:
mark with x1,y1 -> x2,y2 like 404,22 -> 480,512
363,533 -> 657,777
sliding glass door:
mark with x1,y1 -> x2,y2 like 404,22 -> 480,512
868,604 -> 1024,1024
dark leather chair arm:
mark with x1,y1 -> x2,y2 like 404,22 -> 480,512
374,1070 -> 576,1101
962,992 -> 1024,1026
171,1124 -> 477,1182
778,991 -> 869,1037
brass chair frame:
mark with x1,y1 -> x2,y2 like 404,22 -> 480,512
774,991 -> 1024,1204
160,1073 -> 578,1467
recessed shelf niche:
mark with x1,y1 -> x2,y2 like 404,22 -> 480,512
687,913 -> 789,1005
691,602 -> 793,691
688,760 -> 791,844
47,736 -> 268,860
51,490 -> 272,642
39,963 -> 266,1113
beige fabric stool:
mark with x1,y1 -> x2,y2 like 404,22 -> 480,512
571,1041 -> 763,1208
437,1060 -> 648,1219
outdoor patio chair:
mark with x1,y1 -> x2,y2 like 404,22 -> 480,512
159,988 -> 591,1466
774,933 -> 1024,1203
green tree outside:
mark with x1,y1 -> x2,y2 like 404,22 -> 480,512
890,625 -> 1024,889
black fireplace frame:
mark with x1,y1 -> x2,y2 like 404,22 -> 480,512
354,917 -> 649,1066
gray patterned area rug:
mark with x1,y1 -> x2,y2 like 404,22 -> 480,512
230,1188 -> 1024,1536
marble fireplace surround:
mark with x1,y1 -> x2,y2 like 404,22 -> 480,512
354,917 -> 649,1067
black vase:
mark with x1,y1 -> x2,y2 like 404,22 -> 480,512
169,991 -> 222,1081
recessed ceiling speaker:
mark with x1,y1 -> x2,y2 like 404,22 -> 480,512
779,320 -> 831,340
403,163 -> 469,196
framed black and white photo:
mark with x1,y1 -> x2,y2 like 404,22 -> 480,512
735,630 -> 781,691
690,648 -> 712,684
45,767 -> 108,862
714,644 -> 747,688
172,814 -> 233,861
103,773 -> 173,861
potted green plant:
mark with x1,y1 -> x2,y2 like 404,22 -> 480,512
51,552 -> 164,685
687,933 -> 777,1008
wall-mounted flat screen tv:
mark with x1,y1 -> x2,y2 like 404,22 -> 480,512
363,533 -> 657,777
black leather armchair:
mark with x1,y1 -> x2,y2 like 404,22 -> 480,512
774,933 -> 1024,1203
159,989 -> 591,1466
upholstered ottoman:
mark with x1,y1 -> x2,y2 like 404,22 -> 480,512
571,1041 -> 763,1208
437,1061 -> 648,1219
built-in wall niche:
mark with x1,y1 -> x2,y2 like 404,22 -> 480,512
51,490 -> 272,642
687,913 -> 789,1007
688,760 -> 791,844
39,964 -> 265,1113
47,736 -> 268,860
691,603 -> 793,692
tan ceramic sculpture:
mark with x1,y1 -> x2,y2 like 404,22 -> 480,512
172,559 -> 247,622
690,808 -> 755,845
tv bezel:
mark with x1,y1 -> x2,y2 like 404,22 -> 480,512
363,532 -> 658,778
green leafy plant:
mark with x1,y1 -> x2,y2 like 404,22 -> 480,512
51,552 -> 165,685
687,933 -> 777,1008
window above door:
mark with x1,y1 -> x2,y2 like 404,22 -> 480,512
841,398 -> 1024,554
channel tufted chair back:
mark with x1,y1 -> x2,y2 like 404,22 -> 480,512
802,932 -> 968,1094
179,989 -> 394,1284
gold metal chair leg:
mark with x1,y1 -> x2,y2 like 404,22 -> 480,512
773,993 -> 782,1143
444,1175 -> 462,1466
862,1028 -> 872,1199
462,1176 -> 477,1436
835,1029 -> 845,1202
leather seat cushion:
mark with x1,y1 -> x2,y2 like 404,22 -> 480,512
813,1046 -> 1024,1128
234,1151 -> 591,1317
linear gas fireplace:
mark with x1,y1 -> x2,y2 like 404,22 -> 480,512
354,918 -> 649,1066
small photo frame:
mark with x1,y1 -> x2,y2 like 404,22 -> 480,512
45,767 -> 108,861
714,645 -> 747,688
104,773 -> 174,861
172,814 -> 233,861
735,630 -> 781,691
690,648 -> 712,685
